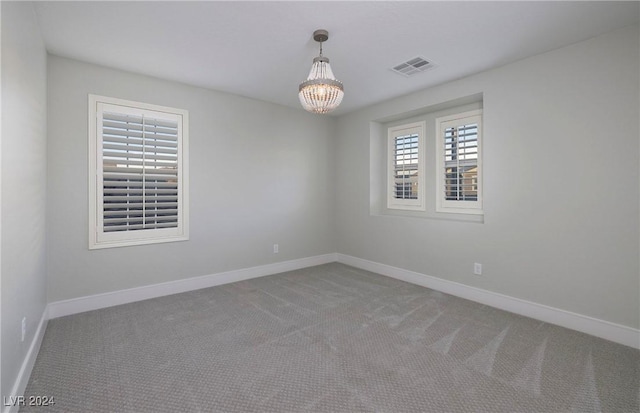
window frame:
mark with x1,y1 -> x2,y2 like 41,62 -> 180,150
387,121 -> 426,211
88,94 -> 189,249
435,109 -> 483,215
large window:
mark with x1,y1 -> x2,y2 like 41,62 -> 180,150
387,121 -> 425,210
88,95 -> 189,249
436,109 -> 482,214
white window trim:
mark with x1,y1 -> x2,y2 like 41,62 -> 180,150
88,95 -> 189,249
387,121 -> 426,211
436,109 -> 483,215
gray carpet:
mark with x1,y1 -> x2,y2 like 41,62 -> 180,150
22,263 -> 639,412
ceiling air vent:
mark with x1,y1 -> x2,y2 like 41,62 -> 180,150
391,57 -> 434,77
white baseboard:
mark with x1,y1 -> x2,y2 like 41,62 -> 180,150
45,251 -> 639,349
336,254 -> 640,349
3,308 -> 49,413
48,253 -> 338,319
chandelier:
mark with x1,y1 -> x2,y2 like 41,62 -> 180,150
298,29 -> 344,114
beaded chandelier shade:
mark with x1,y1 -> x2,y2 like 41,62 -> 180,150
298,30 -> 344,114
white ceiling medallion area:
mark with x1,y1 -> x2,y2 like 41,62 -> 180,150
31,2 -> 640,115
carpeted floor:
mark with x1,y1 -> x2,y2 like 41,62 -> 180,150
22,263 -> 639,412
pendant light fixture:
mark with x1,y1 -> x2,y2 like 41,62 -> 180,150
298,29 -> 344,114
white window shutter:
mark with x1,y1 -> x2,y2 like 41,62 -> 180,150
387,122 -> 426,211
436,110 -> 482,214
89,96 -> 189,249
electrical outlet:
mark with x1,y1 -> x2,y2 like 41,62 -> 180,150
273,244 -> 279,254
474,263 -> 482,276
21,317 -> 26,342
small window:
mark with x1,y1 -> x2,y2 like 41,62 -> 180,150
88,95 -> 189,249
387,121 -> 426,210
436,109 -> 482,214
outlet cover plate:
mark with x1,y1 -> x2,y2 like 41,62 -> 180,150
474,263 -> 482,275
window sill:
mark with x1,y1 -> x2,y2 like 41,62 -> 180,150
373,209 -> 484,224
89,235 -> 189,250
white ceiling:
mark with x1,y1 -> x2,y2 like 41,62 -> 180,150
33,1 -> 639,116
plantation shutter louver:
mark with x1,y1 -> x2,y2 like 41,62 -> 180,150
393,133 -> 419,200
436,110 -> 482,214
90,96 -> 188,249
444,123 -> 478,201
102,111 -> 179,232
387,122 -> 425,210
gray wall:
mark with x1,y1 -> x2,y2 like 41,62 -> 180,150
47,56 -> 336,302
1,1 -> 48,400
335,24 -> 640,329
